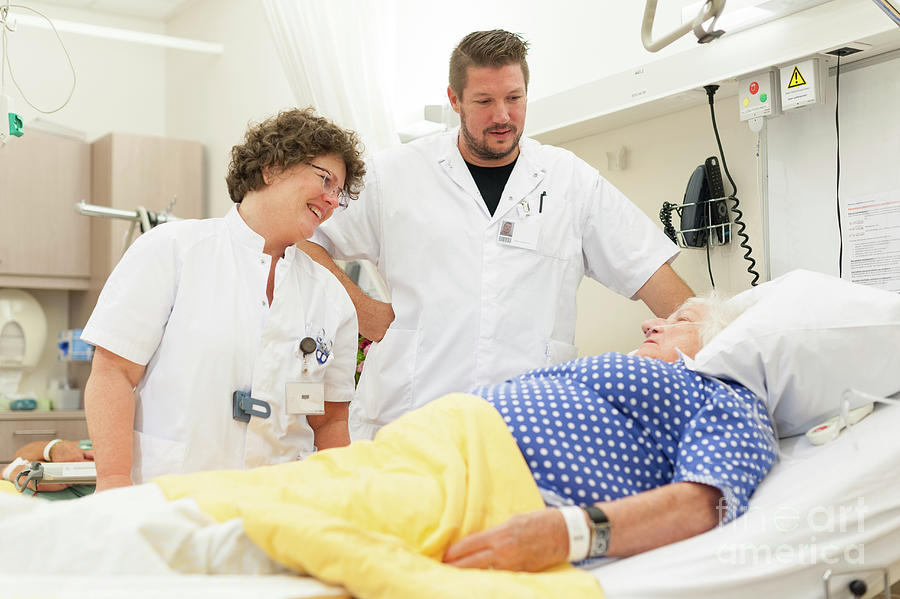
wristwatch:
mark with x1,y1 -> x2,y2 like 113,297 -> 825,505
585,506 -> 611,558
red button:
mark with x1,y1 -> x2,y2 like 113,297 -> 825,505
750,81 -> 759,95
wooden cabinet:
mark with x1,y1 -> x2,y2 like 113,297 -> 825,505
0,411 -> 89,464
69,133 -> 204,329
0,130 -> 91,289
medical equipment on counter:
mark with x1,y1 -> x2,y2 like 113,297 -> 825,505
13,461 -> 96,491
9,398 -> 36,410
642,0 -> 726,52
57,329 -> 93,362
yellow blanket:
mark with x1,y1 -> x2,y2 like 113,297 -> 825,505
157,394 -> 603,599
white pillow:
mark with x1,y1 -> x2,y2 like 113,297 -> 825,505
686,270 -> 900,438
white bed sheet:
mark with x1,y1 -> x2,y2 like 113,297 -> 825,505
0,575 -> 346,599
590,401 -> 900,599
3,405 -> 899,599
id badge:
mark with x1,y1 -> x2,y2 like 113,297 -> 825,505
285,382 -> 325,415
497,219 -> 540,251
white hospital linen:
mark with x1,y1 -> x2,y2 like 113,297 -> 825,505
0,484 -> 283,575
592,402 -> 900,599
82,206 -> 357,483
312,129 -> 678,439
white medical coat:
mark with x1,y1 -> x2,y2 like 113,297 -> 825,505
312,130 -> 677,439
82,206 -> 357,483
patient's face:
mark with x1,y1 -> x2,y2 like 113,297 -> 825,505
635,304 -> 707,362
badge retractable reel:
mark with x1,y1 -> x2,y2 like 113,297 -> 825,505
233,336 -> 320,422
299,336 -> 317,374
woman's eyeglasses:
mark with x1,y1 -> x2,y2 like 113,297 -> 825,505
310,163 -> 350,210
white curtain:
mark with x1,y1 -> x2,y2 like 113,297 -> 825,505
262,0 -> 400,153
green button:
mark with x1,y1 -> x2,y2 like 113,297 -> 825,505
760,93 -> 768,103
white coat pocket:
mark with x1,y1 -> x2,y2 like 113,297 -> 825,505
132,429 -> 187,484
533,205 -> 577,260
545,339 -> 578,366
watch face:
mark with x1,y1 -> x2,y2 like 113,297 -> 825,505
584,506 -> 610,557
588,515 -> 611,558
592,527 -> 610,557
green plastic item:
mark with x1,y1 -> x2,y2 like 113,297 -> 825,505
8,112 -> 23,137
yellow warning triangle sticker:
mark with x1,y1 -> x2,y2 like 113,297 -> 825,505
788,66 -> 807,88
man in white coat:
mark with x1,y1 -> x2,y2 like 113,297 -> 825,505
302,30 -> 693,440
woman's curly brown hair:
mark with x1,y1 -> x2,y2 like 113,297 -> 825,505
226,107 -> 366,203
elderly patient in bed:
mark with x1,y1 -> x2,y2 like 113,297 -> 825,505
0,294 -> 776,577
443,294 -> 776,571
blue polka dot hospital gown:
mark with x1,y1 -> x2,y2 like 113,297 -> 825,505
473,353 -> 777,524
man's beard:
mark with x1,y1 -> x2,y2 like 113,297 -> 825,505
459,111 -> 521,162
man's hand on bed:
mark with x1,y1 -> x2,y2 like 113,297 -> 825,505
442,508 -> 569,572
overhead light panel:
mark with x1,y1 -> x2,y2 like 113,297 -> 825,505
12,12 -> 223,54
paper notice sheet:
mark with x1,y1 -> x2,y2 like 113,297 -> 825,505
844,192 -> 900,293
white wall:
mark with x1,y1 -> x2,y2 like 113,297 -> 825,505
165,0 -> 295,218
565,99 -> 764,356
766,52 -> 900,282
5,1 -> 167,140
386,0 -> 700,128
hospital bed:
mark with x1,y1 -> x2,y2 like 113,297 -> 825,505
3,400 -> 899,599
2,270 -> 898,599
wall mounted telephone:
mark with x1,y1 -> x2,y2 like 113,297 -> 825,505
661,82 -> 760,287
679,156 -> 730,247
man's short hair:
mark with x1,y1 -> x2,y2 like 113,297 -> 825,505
449,29 -> 530,99
226,107 -> 366,204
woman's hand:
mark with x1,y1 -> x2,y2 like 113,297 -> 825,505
442,508 -> 569,572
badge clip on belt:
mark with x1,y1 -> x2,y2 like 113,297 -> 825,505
232,390 -> 271,422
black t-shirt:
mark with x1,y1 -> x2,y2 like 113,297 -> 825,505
465,157 -> 518,216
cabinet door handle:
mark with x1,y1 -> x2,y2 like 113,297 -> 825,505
13,429 -> 57,436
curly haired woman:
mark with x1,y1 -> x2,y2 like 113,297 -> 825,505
81,108 -> 366,491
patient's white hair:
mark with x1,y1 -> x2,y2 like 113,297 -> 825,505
680,291 -> 750,347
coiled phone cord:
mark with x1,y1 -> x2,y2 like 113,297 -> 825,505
704,85 -> 760,286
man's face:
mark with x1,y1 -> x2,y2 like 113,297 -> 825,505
448,63 -> 526,166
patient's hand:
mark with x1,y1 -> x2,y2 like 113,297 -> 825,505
47,440 -> 94,463
9,440 -> 95,493
442,508 -> 568,572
